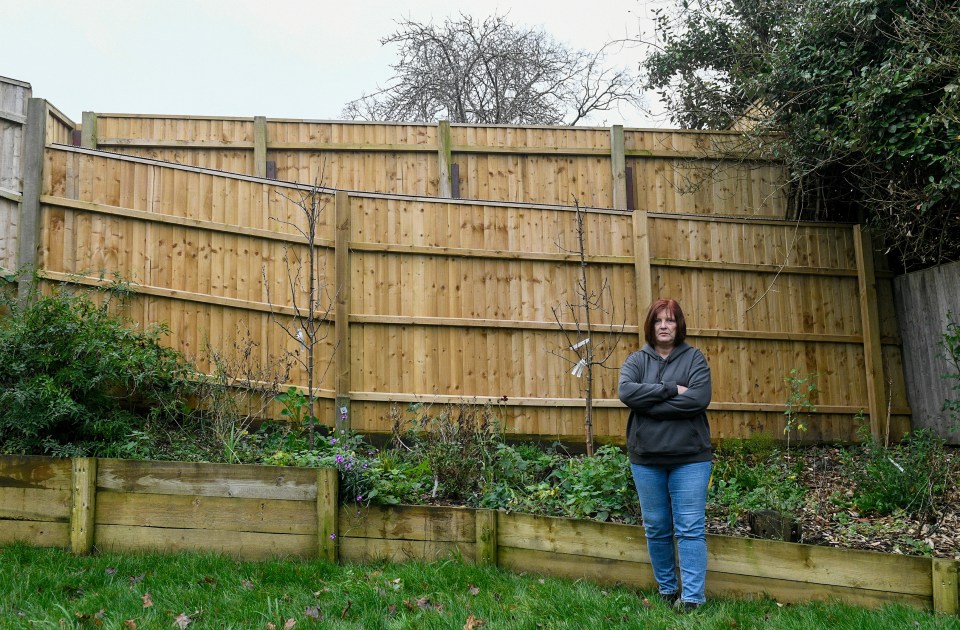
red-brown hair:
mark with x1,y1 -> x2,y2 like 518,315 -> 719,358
644,298 -> 687,347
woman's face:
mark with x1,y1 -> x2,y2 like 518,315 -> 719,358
653,309 -> 678,348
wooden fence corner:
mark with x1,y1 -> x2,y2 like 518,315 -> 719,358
933,558 -> 959,615
70,457 -> 98,555
316,468 -> 339,563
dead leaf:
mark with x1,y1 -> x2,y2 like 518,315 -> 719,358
124,620 -> 137,629
142,592 -> 154,608
464,614 -> 486,629
283,620 -> 296,629
641,597 -> 652,609
173,612 -> 191,629
304,606 -> 321,619
468,585 -> 481,596
105,567 -> 117,576
129,575 -> 144,586
267,623 -> 276,630
241,579 -> 255,590
340,601 -> 352,620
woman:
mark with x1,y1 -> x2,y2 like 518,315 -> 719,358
618,298 -> 712,612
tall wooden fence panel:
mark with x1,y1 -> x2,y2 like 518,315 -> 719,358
1,455 -> 956,614
32,143 -> 908,442
84,114 -> 788,216
0,75 -> 30,273
894,261 -> 960,445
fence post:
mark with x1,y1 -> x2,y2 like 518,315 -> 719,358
254,115 -> 268,178
437,120 -> 453,197
475,509 -> 498,566
334,190 -> 352,432
632,209 -> 653,335
316,468 -> 339,563
18,98 -> 47,306
610,125 -> 627,210
933,558 -> 959,615
70,457 -> 98,555
80,111 -> 97,149
854,225 -> 888,443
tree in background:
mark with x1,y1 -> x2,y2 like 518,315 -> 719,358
640,0 -> 960,270
343,13 -> 643,125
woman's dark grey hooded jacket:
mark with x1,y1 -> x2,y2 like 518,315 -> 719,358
618,342 -> 712,466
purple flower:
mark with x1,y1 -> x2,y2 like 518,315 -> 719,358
329,533 -> 337,540
335,454 -> 344,464
356,495 -> 363,502
330,438 -> 338,444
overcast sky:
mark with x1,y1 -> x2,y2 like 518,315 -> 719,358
0,0 -> 672,128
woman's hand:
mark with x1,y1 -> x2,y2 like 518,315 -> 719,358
677,385 -> 689,395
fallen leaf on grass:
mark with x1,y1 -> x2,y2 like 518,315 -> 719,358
467,585 -> 480,596
241,579 -> 255,590
340,601 -> 352,619
464,614 -> 486,629
142,593 -> 154,608
640,597 -> 652,609
105,567 -> 117,576
123,620 -> 137,629
304,606 -> 322,620
173,612 -> 191,629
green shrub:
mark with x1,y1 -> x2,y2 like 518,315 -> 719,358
846,428 -> 955,518
0,285 -> 196,456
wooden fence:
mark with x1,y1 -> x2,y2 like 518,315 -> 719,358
894,261 -> 960,445
2,96 -> 912,443
81,113 -> 788,217
0,455 -> 956,614
22,129 -> 909,442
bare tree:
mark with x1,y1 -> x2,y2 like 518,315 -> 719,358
266,176 -> 337,448
551,202 -> 626,456
343,13 -> 643,125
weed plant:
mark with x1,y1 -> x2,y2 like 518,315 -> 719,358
842,427 -> 956,519
0,544 -> 953,629
709,434 -> 807,524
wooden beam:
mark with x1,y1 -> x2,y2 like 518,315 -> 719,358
611,125 -> 627,210
18,98 -> 46,305
854,225 -> 889,443
933,558 -> 959,615
334,191 -> 352,432
316,468 -> 339,563
475,509 -> 498,566
254,115 -> 267,178
80,111 -> 97,149
632,210 -> 652,345
438,120 -> 453,197
70,457 -> 98,555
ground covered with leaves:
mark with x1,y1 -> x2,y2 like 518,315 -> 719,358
705,439 -> 960,560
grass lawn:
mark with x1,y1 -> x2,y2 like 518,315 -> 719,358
0,544 -> 956,629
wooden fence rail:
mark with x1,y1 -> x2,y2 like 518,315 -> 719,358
0,455 -> 955,614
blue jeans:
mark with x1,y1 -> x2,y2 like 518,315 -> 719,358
631,461 -> 712,604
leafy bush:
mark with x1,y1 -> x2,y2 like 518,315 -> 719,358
845,428 -> 955,518
0,286 -> 196,456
